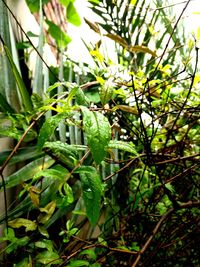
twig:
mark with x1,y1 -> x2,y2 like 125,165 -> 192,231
150,0 -> 191,78
131,201 -> 200,267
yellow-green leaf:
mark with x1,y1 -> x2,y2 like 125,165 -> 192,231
8,218 -> 37,232
197,26 -> 200,40
38,201 -> 56,224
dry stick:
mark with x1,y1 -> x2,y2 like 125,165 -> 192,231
131,201 -> 200,267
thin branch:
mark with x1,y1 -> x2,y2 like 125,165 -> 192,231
150,0 -> 191,78
131,201 -> 200,267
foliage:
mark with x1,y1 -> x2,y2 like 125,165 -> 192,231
0,0 -> 200,266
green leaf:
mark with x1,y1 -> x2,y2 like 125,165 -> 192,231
58,183 -> 74,207
59,0 -> 74,8
0,157 -> 54,190
46,82 -> 65,93
14,257 -> 32,267
8,218 -> 37,232
46,20 -> 71,48
75,87 -> 90,105
68,260 -> 90,267
0,146 -> 43,166
26,0 -> 50,12
99,82 -> 113,106
88,0 -> 100,3
36,250 -> 62,265
3,45 -> 33,111
67,2 -> 81,26
38,226 -> 49,238
81,106 -> 111,164
0,92 -> 15,113
37,113 -> 68,149
108,140 -> 138,155
80,249 -> 97,260
43,141 -> 79,168
33,168 -> 67,181
79,167 -> 102,226
35,239 -> 54,250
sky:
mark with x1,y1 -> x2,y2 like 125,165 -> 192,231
67,0 -> 200,64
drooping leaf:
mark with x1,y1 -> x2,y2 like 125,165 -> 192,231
84,18 -> 100,34
105,33 -> 128,47
108,140 -> 138,155
29,186 -> 41,207
8,218 -> 37,232
43,141 -> 79,168
57,183 -> 74,208
38,226 -> 49,238
81,106 -> 111,164
79,167 -> 103,226
113,105 -> 138,115
128,45 -> 157,57
38,201 -> 56,224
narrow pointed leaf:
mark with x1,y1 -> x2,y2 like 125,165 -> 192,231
128,45 -> 157,57
0,92 -> 15,113
0,157 -> 54,190
3,44 -> 33,111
